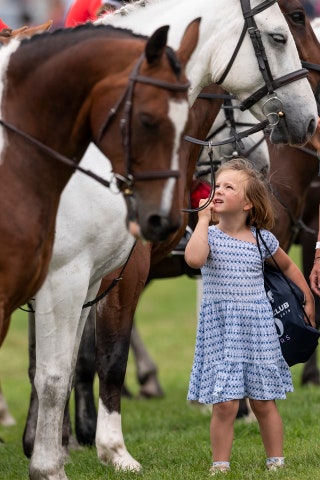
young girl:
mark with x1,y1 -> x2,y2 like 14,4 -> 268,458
185,158 -> 315,475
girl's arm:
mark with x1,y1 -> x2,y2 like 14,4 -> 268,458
309,205 -> 320,297
268,247 -> 316,327
185,199 -> 213,269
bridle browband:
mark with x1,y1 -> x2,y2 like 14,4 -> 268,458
0,51 -> 190,193
97,51 -> 190,195
216,0 -> 309,111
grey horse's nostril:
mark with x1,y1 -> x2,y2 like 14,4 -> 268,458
308,117 -> 316,136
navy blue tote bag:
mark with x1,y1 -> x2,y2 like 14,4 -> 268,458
257,230 -> 320,367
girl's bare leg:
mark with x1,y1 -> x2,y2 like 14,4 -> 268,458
210,400 -> 239,462
249,399 -> 283,457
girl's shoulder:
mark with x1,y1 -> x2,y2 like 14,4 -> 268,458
255,228 -> 279,256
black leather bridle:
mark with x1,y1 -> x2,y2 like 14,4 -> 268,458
97,51 -> 191,195
216,0 -> 309,112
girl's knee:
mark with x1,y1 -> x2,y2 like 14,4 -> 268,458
249,399 -> 277,418
213,400 -> 239,420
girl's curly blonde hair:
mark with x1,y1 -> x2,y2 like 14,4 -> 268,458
215,157 -> 275,230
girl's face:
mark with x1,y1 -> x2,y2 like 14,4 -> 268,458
213,170 -> 252,215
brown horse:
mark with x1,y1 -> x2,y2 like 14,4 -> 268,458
0,20 -> 199,347
299,179 -> 320,385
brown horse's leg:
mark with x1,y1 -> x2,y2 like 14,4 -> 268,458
23,311 -> 39,458
130,321 -> 164,398
300,183 -> 320,386
95,241 -> 151,470
74,306 -> 97,445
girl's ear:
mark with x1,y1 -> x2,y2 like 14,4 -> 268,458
243,201 -> 253,212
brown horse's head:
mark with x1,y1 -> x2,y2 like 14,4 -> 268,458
94,19 -> 200,242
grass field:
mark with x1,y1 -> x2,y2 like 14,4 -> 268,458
1,245 -> 320,479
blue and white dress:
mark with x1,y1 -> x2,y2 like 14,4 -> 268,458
187,226 -> 293,405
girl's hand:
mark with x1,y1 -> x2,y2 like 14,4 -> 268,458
304,297 -> 316,328
310,260 -> 320,297
197,198 -> 214,223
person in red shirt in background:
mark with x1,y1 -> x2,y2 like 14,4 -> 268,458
0,19 -> 9,31
65,0 -> 122,27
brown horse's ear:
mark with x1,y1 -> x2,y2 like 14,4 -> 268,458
12,20 -> 53,40
10,26 -> 29,36
145,25 -> 169,64
176,18 -> 201,67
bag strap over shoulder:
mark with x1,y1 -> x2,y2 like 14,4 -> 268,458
256,228 -> 312,327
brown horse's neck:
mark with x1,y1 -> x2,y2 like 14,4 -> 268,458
268,140 -> 319,251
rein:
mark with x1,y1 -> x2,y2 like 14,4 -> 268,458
0,118 -> 114,189
183,91 -> 269,213
216,0 -> 309,112
184,118 -> 269,149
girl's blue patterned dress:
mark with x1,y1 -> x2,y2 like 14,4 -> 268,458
187,226 -> 293,405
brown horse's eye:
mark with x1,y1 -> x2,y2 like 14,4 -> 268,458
140,113 -> 158,128
289,11 -> 306,25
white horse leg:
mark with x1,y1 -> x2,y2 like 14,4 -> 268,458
29,278 -> 99,480
96,399 -> 141,472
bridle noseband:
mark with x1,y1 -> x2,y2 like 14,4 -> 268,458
216,0 -> 309,112
97,51 -> 190,196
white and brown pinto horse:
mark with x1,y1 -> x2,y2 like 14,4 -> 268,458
0,21 -> 198,347
20,0 -> 319,478
37,0 -> 320,454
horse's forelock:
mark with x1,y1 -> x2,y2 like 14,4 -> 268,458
166,46 -> 181,77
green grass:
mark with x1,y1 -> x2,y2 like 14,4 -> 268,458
1,245 -> 319,479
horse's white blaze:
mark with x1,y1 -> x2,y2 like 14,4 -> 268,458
160,98 -> 189,215
0,40 -> 21,165
311,17 -> 320,40
96,399 -> 142,472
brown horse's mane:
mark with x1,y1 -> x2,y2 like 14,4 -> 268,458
20,22 -> 148,48
16,22 -> 182,79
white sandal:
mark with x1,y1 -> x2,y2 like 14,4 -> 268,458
266,457 -> 285,471
209,462 -> 230,475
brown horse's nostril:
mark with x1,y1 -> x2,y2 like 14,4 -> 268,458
144,215 -> 180,242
